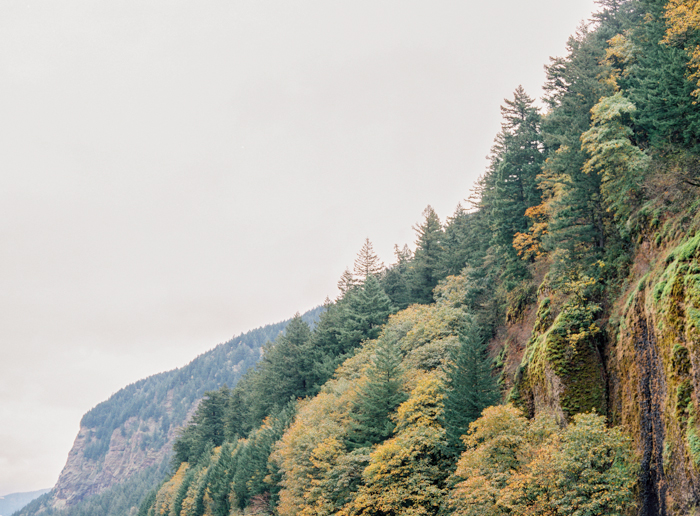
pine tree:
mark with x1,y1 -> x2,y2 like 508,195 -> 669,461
346,338 -> 407,448
442,323 -> 500,457
440,204 -> 484,278
539,25 -> 615,277
339,275 -> 394,353
337,268 -> 358,298
412,206 -> 444,304
248,315 -> 313,424
484,87 -> 544,285
380,244 -> 415,310
208,444 -> 235,516
353,238 -> 385,282
624,0 -> 700,149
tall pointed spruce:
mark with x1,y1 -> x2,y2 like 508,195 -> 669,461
442,322 -> 500,456
412,206 -> 443,304
346,338 -> 407,449
353,238 -> 385,282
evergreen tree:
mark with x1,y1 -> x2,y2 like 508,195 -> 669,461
624,0 -> 700,149
248,315 -> 313,424
224,386 -> 251,442
439,204 -> 485,278
337,268 -> 359,298
487,86 -> 545,284
412,206 -> 444,304
353,238 -> 385,281
208,442 -> 235,516
172,387 -> 230,468
339,275 -> 394,352
306,299 -> 347,386
442,322 -> 500,457
380,244 -> 415,310
346,338 -> 407,448
539,25 -> 615,277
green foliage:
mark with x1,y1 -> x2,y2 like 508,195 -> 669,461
412,205 -> 445,304
343,375 -> 451,516
539,24 -> 616,278
442,321 -> 500,456
621,1 -> 700,149
340,275 -> 395,352
346,338 -> 407,449
247,315 -> 314,425
581,92 -> 650,222
481,87 -> 545,285
448,406 -> 637,516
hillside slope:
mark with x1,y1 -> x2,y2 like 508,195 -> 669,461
137,1 -> 700,515
18,308 -> 322,516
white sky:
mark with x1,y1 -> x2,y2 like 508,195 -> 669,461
0,0 -> 598,496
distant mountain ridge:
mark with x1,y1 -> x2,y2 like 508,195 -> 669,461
0,490 -> 49,516
17,307 -> 322,516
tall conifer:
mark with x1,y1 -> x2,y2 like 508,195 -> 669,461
353,238 -> 385,281
346,339 -> 407,449
412,206 -> 444,304
442,323 -> 500,457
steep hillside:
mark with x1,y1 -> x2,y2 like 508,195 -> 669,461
18,308 -> 322,516
0,490 -> 50,516
137,1 -> 700,515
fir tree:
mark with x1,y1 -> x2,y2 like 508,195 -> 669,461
353,238 -> 385,282
209,443 -> 235,516
484,87 -> 544,285
539,25 -> 614,277
380,244 -> 415,310
337,268 -> 358,298
442,323 -> 500,457
412,206 -> 444,304
346,338 -> 407,448
248,315 -> 313,424
339,275 -> 394,352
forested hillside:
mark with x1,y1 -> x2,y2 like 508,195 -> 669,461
20,0 -> 700,515
134,1 -> 700,515
17,309 -> 322,516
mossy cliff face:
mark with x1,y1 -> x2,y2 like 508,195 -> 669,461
513,295 -> 607,424
511,235 -> 700,515
607,235 -> 700,515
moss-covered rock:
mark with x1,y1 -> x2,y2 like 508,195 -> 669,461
514,294 -> 607,422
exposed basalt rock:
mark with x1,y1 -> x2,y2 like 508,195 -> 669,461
631,295 -> 667,516
51,413 -> 182,508
608,236 -> 700,515
513,295 -> 607,424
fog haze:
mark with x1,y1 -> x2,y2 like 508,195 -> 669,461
0,0 -> 596,495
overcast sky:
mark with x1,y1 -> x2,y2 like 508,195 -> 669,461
0,0 -> 598,496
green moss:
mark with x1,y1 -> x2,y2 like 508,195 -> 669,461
687,274 -> 700,306
527,301 -> 606,418
653,278 -> 668,303
676,380 -> 693,421
638,272 -> 650,292
687,407 -> 700,468
663,440 -> 672,469
533,297 -> 552,334
667,233 -> 700,264
506,282 -> 537,324
672,345 -> 692,376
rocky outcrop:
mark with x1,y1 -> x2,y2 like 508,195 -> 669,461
608,235 -> 700,515
51,412 -> 182,508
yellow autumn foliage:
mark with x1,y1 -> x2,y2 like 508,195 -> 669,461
663,0 -> 700,97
